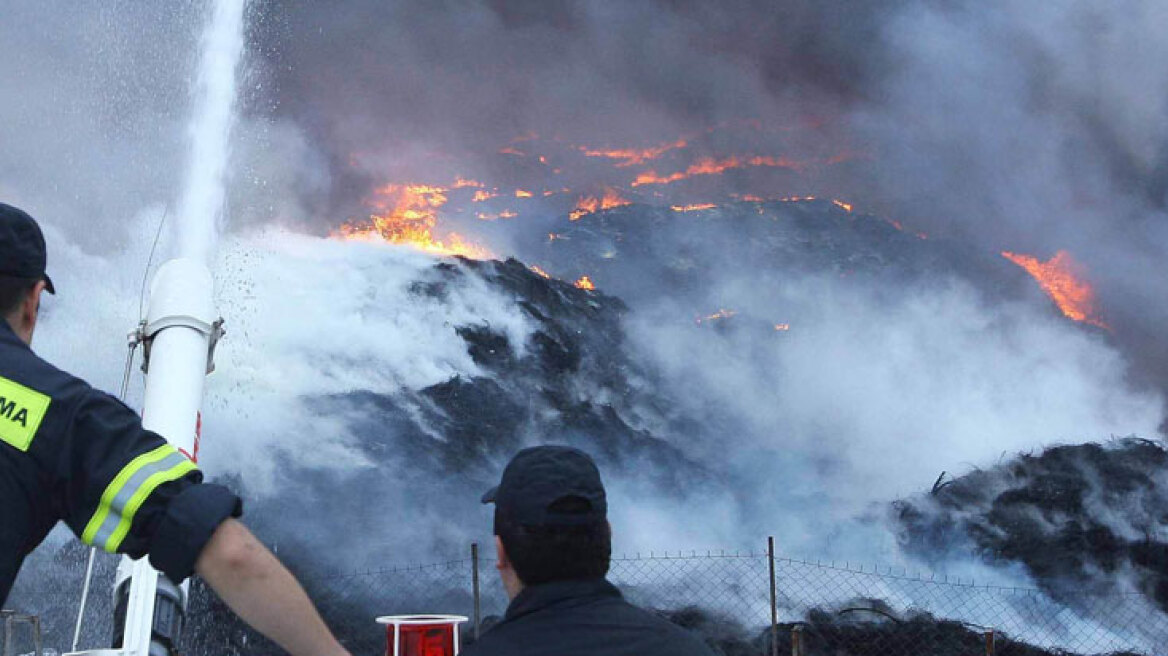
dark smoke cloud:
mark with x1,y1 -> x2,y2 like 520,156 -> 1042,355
238,0 -> 1167,403
245,0 -> 895,220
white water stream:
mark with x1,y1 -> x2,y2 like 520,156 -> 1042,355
173,0 -> 247,263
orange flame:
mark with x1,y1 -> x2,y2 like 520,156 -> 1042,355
336,183 -> 490,259
580,138 -> 689,167
515,189 -> 534,198
570,188 -> 631,220
453,177 -> 484,189
632,155 -> 804,187
472,189 -> 499,202
832,200 -> 854,212
475,210 -> 518,220
1001,250 -> 1109,329
574,275 -> 596,290
696,309 -> 737,324
671,203 -> 718,212
530,265 -> 552,279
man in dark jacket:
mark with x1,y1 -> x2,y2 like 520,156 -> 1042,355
0,202 -> 348,656
466,445 -> 715,656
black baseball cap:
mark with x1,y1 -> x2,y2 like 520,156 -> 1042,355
482,445 -> 607,526
0,203 -> 55,294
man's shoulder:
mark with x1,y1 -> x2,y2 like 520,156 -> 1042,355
464,594 -> 714,656
0,338 -> 91,399
601,598 -> 715,653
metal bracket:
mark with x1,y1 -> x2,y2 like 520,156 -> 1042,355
138,317 -> 225,375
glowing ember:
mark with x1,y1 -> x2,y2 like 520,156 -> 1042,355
474,210 -> 518,220
530,265 -> 552,279
671,203 -> 718,212
472,189 -> 498,202
336,183 -> 490,259
1002,250 -> 1110,329
832,200 -> 853,212
569,188 -> 631,220
632,155 -> 804,187
696,309 -> 738,324
773,323 -> 791,331
515,189 -> 534,198
548,233 -> 563,242
580,138 -> 689,167
453,178 -> 484,188
574,275 -> 596,290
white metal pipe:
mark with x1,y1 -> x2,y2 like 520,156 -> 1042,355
68,258 -> 218,656
141,258 -> 216,459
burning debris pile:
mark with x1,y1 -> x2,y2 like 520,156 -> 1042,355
895,439 -> 1168,616
11,196 -> 1161,655
532,199 -> 947,293
521,198 -> 1025,317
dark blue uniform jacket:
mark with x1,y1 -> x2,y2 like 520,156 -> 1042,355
0,321 -> 240,606
462,578 -> 716,656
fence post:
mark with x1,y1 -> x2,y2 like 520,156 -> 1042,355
791,625 -> 803,656
471,542 -> 482,640
768,536 -> 778,656
984,628 -> 995,656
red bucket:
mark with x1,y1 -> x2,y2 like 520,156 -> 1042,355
376,615 -> 469,656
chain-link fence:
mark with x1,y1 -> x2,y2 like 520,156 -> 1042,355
10,539 -> 1168,655
290,539 -> 1168,656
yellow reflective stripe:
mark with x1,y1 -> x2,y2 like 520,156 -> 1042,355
81,444 -> 196,551
105,458 -> 197,552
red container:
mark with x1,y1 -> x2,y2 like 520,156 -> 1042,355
377,615 -> 468,656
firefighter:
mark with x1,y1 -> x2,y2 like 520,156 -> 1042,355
467,445 -> 716,656
0,203 -> 349,656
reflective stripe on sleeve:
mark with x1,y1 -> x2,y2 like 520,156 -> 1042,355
81,444 -> 198,553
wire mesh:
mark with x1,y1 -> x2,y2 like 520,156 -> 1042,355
11,540 -> 1168,655
293,546 -> 1167,656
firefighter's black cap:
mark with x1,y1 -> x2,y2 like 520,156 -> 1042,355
0,203 -> 55,294
482,445 -> 607,526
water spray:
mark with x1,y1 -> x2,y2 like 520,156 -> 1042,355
65,0 -> 245,653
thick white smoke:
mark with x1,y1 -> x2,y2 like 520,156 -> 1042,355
204,230 -> 535,488
626,271 -> 1164,559
851,0 -> 1168,390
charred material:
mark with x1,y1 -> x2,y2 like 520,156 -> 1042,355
527,200 -> 1025,308
895,439 -> 1168,614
